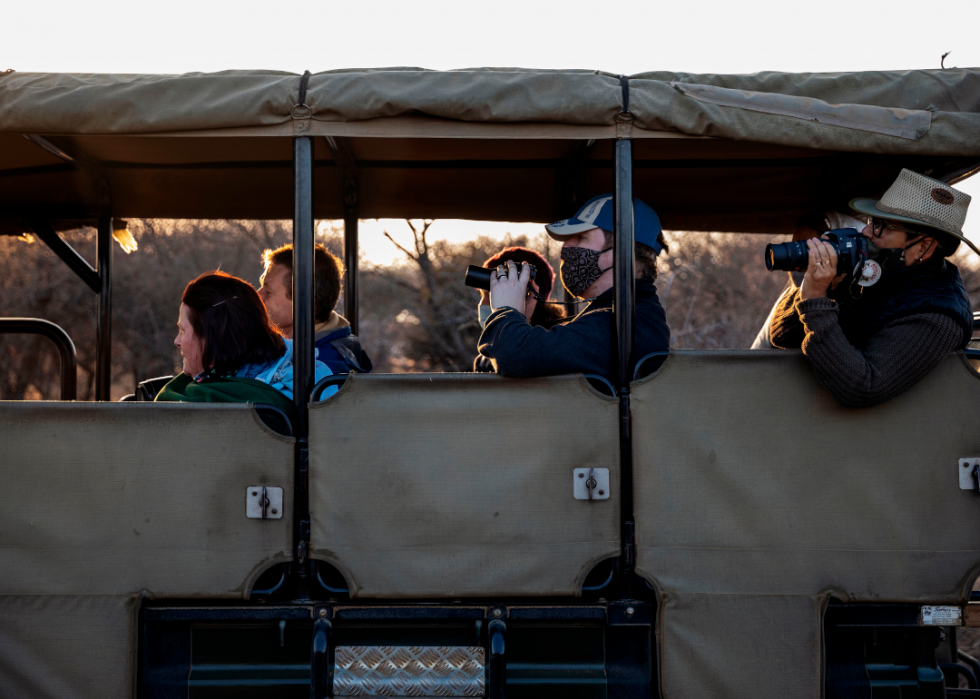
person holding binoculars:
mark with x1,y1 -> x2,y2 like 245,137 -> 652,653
766,169 -> 975,408
471,247 -> 566,373
474,194 -> 670,380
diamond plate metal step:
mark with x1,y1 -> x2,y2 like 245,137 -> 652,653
333,645 -> 486,697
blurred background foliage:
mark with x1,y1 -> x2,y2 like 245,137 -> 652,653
2,220 -> 977,400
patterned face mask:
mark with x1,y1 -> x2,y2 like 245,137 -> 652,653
560,246 -> 612,297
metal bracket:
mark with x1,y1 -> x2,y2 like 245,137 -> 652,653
574,468 -> 610,500
615,113 -> 633,140
28,220 -> 101,293
246,486 -> 283,519
958,458 -> 980,493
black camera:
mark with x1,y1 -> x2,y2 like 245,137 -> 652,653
765,229 -> 868,276
464,263 -> 537,291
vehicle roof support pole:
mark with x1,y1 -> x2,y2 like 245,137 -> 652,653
325,136 -> 360,335
24,136 -> 114,401
344,205 -> 359,335
613,120 -> 636,598
293,135 -> 315,599
27,220 -> 100,293
95,215 -> 112,401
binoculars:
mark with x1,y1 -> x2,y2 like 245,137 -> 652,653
464,263 -> 537,291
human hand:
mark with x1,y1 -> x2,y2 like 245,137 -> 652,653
489,260 -> 532,313
800,238 -> 844,301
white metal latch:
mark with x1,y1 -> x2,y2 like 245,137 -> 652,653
573,468 -> 610,500
247,486 -> 283,519
958,458 -> 980,493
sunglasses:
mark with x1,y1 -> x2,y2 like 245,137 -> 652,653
870,217 -> 926,240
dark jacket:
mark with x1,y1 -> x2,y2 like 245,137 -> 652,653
315,326 -> 373,374
477,278 -> 670,379
473,302 -> 567,372
769,259 -> 972,408
835,259 -> 972,348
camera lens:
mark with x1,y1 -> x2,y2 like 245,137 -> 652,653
765,241 -> 809,273
765,230 -> 867,275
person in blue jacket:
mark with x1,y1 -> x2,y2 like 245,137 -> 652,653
258,243 -> 373,374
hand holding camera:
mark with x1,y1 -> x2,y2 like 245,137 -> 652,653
766,228 -> 871,299
765,229 -> 867,276
799,238 -> 847,300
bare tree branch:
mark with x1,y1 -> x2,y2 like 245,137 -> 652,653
384,229 -> 419,261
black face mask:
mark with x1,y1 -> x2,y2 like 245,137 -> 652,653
560,246 -> 612,297
867,237 -> 925,274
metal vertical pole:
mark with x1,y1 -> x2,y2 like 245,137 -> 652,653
327,135 -> 360,335
95,215 -> 112,401
613,141 -> 635,389
613,137 -> 636,595
293,136 -> 315,598
343,212 -> 358,335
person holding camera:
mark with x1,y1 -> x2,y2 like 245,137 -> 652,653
477,194 -> 670,379
473,246 -> 565,372
768,169 -> 975,408
750,210 -> 866,350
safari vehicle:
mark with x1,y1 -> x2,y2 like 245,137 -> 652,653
2,67 -> 980,699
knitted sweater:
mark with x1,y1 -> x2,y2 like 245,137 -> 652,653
768,287 -> 963,408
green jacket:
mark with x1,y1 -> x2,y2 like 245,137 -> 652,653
155,373 -> 296,434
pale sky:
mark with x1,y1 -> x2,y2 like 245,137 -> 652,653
5,0 -> 978,75
5,0 -> 978,260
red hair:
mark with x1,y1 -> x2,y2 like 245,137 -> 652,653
483,247 -> 555,300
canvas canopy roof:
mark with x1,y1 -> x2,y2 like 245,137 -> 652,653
1,67 -> 978,233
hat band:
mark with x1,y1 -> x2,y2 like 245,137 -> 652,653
876,199 -> 964,236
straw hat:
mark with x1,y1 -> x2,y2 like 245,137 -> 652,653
850,168 -> 978,256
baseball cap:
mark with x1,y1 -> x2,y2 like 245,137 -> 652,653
545,194 -> 664,254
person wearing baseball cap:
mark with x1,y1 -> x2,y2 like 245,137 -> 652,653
768,169 -> 974,408
477,194 -> 670,379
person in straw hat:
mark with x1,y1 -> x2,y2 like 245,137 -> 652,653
768,169 -> 975,408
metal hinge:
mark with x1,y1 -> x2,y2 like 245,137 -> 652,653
958,458 -> 980,493
573,468 -> 610,500
246,486 -> 283,519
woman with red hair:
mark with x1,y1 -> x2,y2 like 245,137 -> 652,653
473,246 -> 565,372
